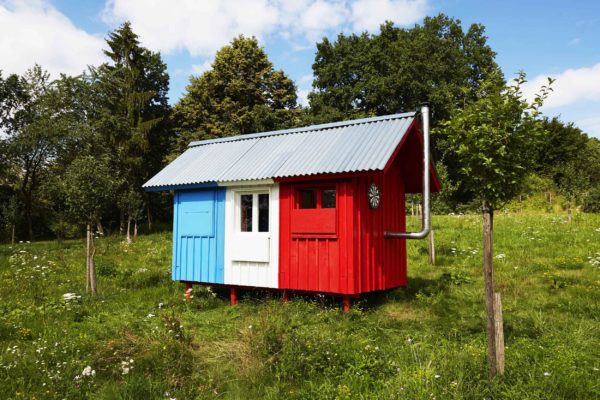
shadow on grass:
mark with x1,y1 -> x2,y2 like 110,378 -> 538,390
205,276 -> 442,312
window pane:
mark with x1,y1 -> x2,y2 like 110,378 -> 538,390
322,189 -> 336,208
300,189 -> 316,209
258,194 -> 269,232
240,194 -> 253,232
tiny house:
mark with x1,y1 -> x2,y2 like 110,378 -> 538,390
143,108 -> 439,310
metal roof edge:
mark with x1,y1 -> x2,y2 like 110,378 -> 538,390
188,111 -> 417,148
142,182 -> 219,192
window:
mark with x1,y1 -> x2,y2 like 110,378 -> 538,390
258,194 -> 269,232
240,194 -> 253,232
239,192 -> 270,233
297,187 -> 336,209
321,189 -> 336,208
300,189 -> 316,209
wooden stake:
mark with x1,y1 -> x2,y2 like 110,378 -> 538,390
282,290 -> 289,303
89,235 -> 97,296
86,223 -> 91,293
427,220 -> 435,265
483,205 -> 498,378
494,292 -> 505,376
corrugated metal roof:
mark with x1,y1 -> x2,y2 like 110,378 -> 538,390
143,112 -> 416,190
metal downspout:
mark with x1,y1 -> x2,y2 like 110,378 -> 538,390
384,104 -> 430,240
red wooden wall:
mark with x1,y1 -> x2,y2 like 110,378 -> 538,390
278,124 -> 436,296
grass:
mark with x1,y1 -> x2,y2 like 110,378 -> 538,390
0,212 -> 599,399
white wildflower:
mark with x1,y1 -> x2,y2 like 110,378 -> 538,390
82,366 -> 95,377
543,372 -> 551,377
496,253 -> 506,259
147,313 -> 155,318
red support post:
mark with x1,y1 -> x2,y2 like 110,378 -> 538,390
343,296 -> 351,313
185,282 -> 192,302
230,287 -> 238,305
282,290 -> 289,303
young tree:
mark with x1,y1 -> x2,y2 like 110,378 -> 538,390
171,35 -> 299,158
64,156 -> 117,295
119,189 -> 144,243
436,71 -> 553,377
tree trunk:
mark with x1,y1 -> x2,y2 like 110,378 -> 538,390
119,211 -> 125,236
134,220 -> 138,241
86,223 -> 91,293
97,220 -> 105,236
147,205 -> 152,231
89,234 -> 97,296
126,217 -> 132,244
483,203 -> 499,378
11,224 -> 15,245
26,205 -> 33,242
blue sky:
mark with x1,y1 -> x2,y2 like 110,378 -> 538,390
1,0 -> 599,137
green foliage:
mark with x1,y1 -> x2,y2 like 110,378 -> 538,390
171,35 -> 299,158
584,186 -> 600,213
435,71 -> 553,210
309,14 -> 499,125
63,156 -> 118,224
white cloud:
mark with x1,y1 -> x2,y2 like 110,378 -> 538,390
102,0 -> 429,56
191,60 -> 213,76
0,0 -> 105,77
350,0 -> 428,32
522,63 -> 600,109
297,88 -> 311,106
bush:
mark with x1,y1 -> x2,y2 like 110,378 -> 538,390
583,186 -> 600,213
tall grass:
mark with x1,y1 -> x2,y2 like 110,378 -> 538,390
0,213 -> 599,399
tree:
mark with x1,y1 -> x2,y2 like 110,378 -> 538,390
91,22 -> 171,233
0,65 -> 62,240
0,196 -> 19,244
535,117 -> 589,186
171,35 -> 299,158
436,71 -> 553,377
309,14 -> 499,125
63,156 -> 117,295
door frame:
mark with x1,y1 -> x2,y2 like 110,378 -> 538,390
224,183 -> 279,288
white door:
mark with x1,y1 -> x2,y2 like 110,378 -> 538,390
224,184 -> 279,288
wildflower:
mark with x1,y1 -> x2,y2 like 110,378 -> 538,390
543,372 -> 551,377
158,303 -> 164,309
496,253 -> 506,259
434,374 -> 440,379
122,367 -> 130,375
147,313 -> 155,318
81,366 -> 95,377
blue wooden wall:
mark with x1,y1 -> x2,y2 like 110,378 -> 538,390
172,188 -> 225,284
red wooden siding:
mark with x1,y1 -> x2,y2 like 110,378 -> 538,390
279,181 -> 355,294
277,124 -> 435,296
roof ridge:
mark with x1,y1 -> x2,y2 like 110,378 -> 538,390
188,111 -> 416,148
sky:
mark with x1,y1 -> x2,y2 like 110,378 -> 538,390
1,0 -> 599,138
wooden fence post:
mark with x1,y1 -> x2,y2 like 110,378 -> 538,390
494,292 -> 505,375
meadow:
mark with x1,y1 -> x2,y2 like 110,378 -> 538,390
0,211 -> 599,399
